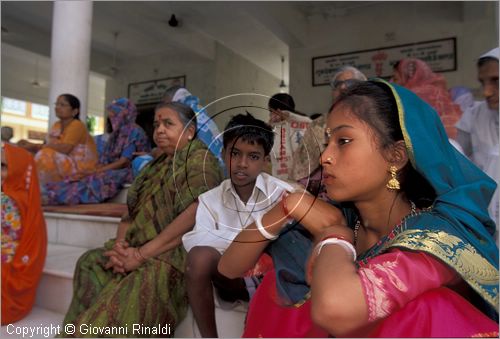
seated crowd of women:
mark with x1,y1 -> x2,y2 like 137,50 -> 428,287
2,55 -> 498,337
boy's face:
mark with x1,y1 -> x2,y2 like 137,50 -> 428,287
224,138 -> 269,189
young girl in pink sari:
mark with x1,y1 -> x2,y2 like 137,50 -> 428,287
219,80 -> 498,337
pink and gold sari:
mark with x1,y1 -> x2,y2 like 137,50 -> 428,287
355,249 -> 498,337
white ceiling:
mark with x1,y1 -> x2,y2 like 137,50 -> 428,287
1,1 -> 378,81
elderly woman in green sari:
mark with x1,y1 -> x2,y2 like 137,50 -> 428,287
61,102 -> 223,337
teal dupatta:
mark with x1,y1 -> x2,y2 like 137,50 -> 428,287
365,79 -> 499,313
270,80 -> 498,313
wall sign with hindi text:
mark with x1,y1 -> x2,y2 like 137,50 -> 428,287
312,37 -> 456,86
128,76 -> 186,105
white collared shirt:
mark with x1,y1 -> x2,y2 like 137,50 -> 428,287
456,100 -> 499,231
456,100 -> 499,171
182,172 -> 295,254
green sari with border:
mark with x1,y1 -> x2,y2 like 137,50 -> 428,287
61,139 -> 223,337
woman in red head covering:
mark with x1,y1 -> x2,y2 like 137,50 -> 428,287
1,143 -> 47,324
392,58 -> 463,139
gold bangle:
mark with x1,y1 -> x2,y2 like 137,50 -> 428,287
135,247 -> 147,262
115,238 -> 126,247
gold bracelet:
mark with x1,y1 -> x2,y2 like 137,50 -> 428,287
115,238 -> 126,246
135,247 -> 147,262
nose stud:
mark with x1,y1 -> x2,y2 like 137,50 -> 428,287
320,156 -> 333,165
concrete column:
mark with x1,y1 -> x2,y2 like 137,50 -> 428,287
48,1 -> 93,127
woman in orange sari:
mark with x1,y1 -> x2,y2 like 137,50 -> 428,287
1,143 -> 47,324
18,94 -> 98,185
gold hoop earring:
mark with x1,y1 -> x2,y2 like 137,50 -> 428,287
386,165 -> 400,190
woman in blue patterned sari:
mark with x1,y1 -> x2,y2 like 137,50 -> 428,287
42,98 -> 150,205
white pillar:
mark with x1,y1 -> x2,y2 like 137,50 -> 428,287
48,1 -> 93,127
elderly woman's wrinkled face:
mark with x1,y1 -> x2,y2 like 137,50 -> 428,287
331,71 -> 356,101
153,107 -> 194,156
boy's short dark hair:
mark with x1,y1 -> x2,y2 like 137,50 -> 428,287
223,113 -> 274,155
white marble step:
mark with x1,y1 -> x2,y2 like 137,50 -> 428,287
37,210 -> 247,338
45,212 -> 119,249
36,244 -> 89,315
108,185 -> 130,204
37,244 -> 247,338
0,307 -> 64,339
175,298 -> 247,338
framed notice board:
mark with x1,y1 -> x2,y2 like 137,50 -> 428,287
312,37 -> 456,86
128,75 -> 186,105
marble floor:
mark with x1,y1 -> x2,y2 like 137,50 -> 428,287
1,307 -> 64,339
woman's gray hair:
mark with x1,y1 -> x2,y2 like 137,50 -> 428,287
155,101 -> 197,130
162,85 -> 183,103
330,66 -> 367,83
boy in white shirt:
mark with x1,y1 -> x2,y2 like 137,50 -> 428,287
182,113 -> 294,337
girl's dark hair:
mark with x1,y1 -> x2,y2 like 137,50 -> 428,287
155,101 -> 197,130
223,112 -> 274,155
59,93 -> 81,120
333,81 -> 436,207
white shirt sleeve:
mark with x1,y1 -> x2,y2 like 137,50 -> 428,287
181,196 -> 235,254
455,104 -> 476,134
455,105 -> 476,157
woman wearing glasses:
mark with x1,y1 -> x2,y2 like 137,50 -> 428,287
330,66 -> 367,102
18,93 -> 97,187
